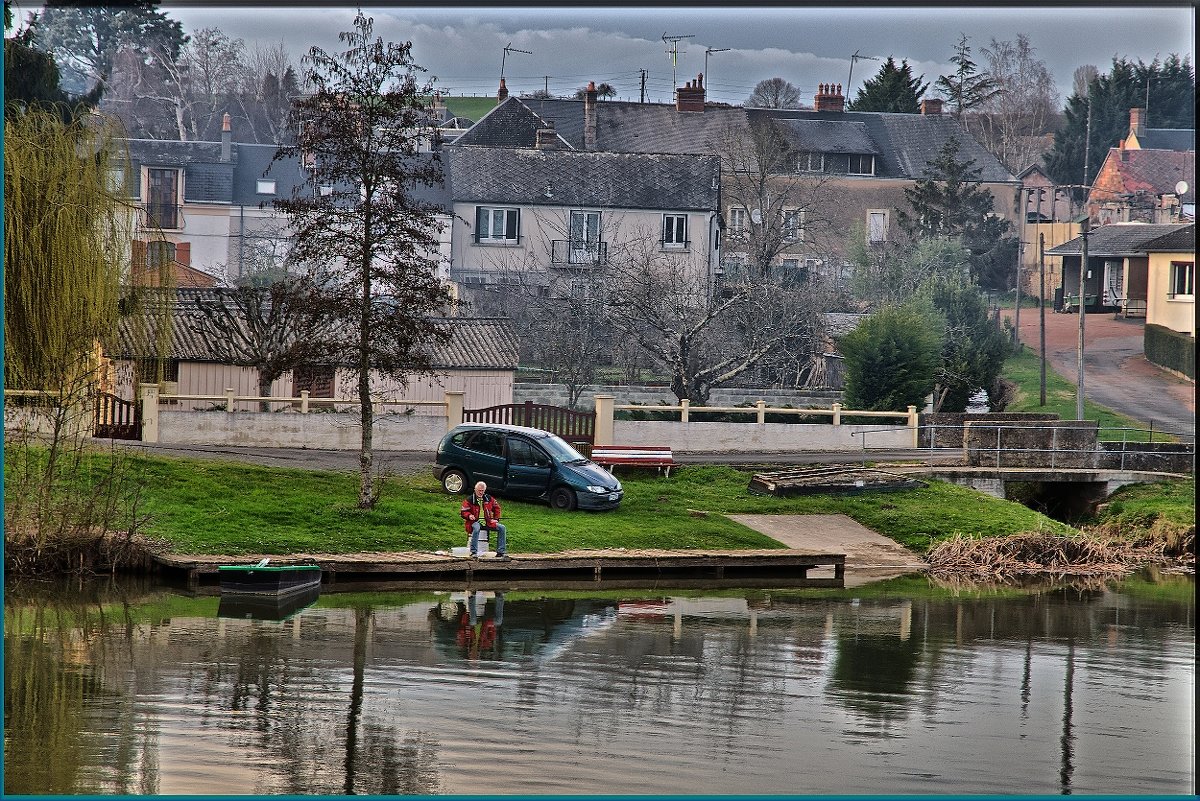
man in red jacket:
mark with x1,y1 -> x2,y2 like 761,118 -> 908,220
461,481 -> 508,558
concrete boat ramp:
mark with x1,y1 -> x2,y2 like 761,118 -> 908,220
155,514 -> 926,590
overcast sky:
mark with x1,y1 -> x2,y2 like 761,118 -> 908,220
86,4 -> 1200,107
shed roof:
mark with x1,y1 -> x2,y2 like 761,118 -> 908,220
109,290 -> 516,370
1046,222 -> 1192,256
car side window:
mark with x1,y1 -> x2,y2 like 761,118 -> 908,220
508,437 -> 550,467
464,430 -> 504,457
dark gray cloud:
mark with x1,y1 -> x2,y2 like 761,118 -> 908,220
158,5 -> 1193,105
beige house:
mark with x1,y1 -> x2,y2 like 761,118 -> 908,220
1144,224 -> 1195,335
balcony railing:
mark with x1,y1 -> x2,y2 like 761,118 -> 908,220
551,240 -> 607,266
142,203 -> 182,230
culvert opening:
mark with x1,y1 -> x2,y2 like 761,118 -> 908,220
1006,480 -> 1111,523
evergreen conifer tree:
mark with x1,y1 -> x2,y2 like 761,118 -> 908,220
847,56 -> 927,113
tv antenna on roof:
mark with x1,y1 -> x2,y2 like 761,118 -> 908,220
663,33 -> 695,92
705,47 -> 730,97
501,43 -> 532,81
847,50 -> 878,94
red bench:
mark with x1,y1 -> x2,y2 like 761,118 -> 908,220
590,445 -> 676,477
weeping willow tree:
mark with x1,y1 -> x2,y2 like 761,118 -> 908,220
4,107 -> 129,394
4,108 -> 150,575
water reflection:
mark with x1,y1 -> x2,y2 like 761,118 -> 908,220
3,574 -> 1194,795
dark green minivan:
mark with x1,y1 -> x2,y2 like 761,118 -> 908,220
434,423 -> 623,511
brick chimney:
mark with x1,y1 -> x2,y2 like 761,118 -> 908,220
220,112 -> 232,162
535,119 -> 559,150
584,81 -> 598,150
813,83 -> 844,113
675,73 -> 706,112
497,77 -> 509,105
1130,107 -> 1146,137
920,97 -> 943,116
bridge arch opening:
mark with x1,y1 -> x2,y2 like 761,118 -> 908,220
1005,480 -> 1111,523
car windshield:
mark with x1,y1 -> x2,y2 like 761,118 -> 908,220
538,434 -> 588,464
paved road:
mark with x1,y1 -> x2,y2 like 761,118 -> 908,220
1009,309 -> 1195,442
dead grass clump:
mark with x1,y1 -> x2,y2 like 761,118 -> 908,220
926,531 -> 1174,579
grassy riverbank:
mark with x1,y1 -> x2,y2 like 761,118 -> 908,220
110,453 -> 1076,556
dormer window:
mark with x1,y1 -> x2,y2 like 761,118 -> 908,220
796,152 -> 825,173
848,154 -> 875,176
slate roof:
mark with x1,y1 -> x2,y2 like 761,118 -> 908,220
453,97 -> 1014,182
445,146 -> 720,210
109,290 -> 517,369
1136,128 -> 1196,152
1046,223 -> 1192,256
1094,148 -> 1195,202
1142,223 -> 1195,253
123,139 -> 309,207
773,117 -> 879,155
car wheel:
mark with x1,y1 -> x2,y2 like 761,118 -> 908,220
442,468 -> 468,494
550,486 -> 577,511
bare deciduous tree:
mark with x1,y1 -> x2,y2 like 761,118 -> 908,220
968,34 -> 1060,173
746,77 -> 801,109
274,10 -> 452,508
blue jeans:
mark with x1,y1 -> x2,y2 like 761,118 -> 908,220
469,522 -> 507,555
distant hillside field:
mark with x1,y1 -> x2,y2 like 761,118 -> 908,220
443,96 -> 501,123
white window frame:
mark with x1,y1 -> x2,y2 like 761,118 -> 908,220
256,179 -> 277,195
796,152 -> 825,173
476,206 -> 521,243
662,214 -> 688,248
1168,261 -> 1194,299
848,154 -> 876,176
782,209 -> 805,242
867,210 -> 888,243
728,207 -> 747,236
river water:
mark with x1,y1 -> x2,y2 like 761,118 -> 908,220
4,572 -> 1194,796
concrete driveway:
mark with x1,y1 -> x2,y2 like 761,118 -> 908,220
728,513 -> 927,587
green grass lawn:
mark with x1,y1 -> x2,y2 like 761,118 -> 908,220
442,95 -> 501,123
116,454 -> 1072,556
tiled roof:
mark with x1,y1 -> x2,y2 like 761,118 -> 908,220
446,146 -> 720,210
1096,148 -> 1196,202
774,117 -> 879,155
1046,223 -> 1192,256
1142,223 -> 1195,253
453,99 -> 1014,182
823,312 -> 865,337
108,290 -> 517,369
453,97 -> 575,149
1137,128 -> 1195,152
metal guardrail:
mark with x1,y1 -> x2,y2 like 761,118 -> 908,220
858,422 -> 1195,474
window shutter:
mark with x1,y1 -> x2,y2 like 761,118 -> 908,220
174,242 -> 191,266
475,207 -> 485,242
132,240 -> 147,271
506,209 -> 519,240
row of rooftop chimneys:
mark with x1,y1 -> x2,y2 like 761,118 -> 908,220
503,73 -> 946,117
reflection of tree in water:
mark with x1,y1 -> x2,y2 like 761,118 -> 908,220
828,632 -> 923,725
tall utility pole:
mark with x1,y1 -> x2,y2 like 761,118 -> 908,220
1014,183 -> 1024,349
1035,187 -> 1048,407
847,50 -> 878,95
662,33 -> 695,94
1076,98 -> 1092,421
640,69 -> 647,103
705,47 -> 729,100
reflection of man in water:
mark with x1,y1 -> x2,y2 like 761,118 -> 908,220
457,590 -> 505,657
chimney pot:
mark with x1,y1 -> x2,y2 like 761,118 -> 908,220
920,97 -> 943,115
220,112 -> 232,161
497,77 -> 508,105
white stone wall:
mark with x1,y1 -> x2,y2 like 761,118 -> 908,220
156,410 -> 449,449
611,420 -> 913,452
